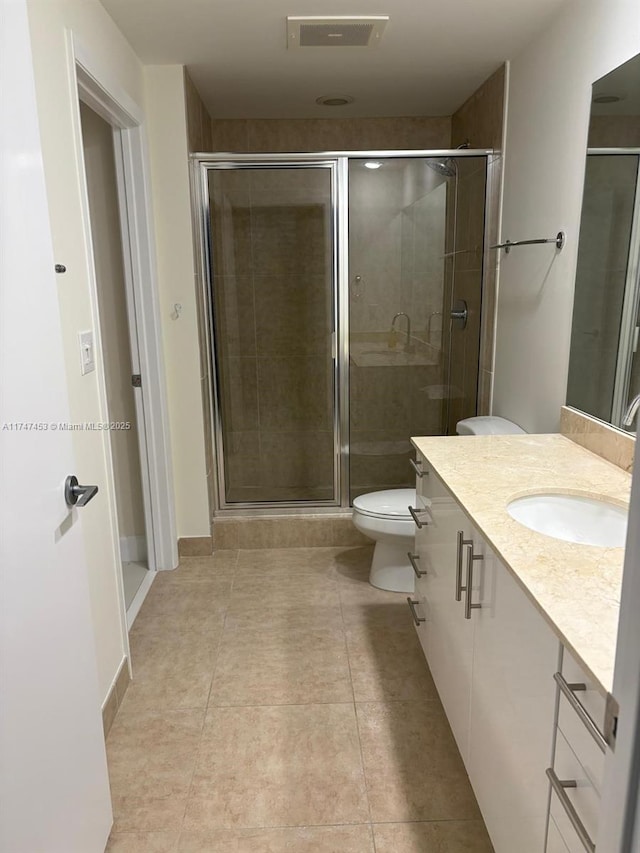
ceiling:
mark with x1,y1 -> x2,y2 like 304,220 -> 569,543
100,0 -> 568,119
592,52 -> 640,116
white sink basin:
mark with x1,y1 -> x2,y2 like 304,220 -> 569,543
507,493 -> 627,547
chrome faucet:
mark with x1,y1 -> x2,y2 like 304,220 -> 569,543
623,394 -> 640,428
391,312 -> 413,352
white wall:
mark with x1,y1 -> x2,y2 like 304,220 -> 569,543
494,0 -> 640,433
26,0 -> 146,700
144,66 -> 210,538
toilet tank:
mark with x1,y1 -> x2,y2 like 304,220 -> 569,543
456,416 -> 526,436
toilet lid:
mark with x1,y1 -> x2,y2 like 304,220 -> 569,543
353,488 -> 417,519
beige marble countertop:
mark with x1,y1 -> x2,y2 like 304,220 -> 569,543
411,433 -> 632,695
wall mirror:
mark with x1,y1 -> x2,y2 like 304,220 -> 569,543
566,52 -> 640,431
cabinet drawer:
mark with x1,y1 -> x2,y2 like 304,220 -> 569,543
550,729 -> 600,852
547,816 -> 571,853
561,648 -> 606,734
558,692 -> 605,795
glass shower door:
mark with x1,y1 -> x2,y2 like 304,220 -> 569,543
207,164 -> 338,506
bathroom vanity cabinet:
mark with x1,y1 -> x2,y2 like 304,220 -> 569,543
409,434 -> 626,853
412,459 -> 559,853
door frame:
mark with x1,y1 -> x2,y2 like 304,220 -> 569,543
68,34 -> 178,591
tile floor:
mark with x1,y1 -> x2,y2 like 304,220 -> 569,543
106,546 -> 493,852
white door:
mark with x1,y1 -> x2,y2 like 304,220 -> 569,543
0,1 -> 113,850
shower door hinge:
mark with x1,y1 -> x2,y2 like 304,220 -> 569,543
131,374 -> 142,388
331,331 -> 337,360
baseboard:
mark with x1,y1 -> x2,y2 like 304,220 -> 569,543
101,656 -> 131,739
120,535 -> 147,563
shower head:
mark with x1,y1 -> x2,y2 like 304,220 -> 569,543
426,158 -> 457,178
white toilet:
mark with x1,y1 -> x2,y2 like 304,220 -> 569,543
352,488 -> 418,594
352,417 -> 525,594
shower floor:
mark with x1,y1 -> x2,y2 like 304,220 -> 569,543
105,545 -> 493,851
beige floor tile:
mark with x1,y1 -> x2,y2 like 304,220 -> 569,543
124,630 -> 221,712
346,620 -> 438,702
356,702 -> 481,822
338,579 -> 408,608
332,546 -> 374,584
185,704 -> 369,828
224,601 -> 344,632
133,581 -> 231,635
178,825 -> 375,852
111,796 -> 188,832
210,624 -> 352,705
107,709 -> 205,801
227,573 -> 340,616
166,550 -> 239,583
106,831 -> 180,852
341,600 -> 418,629
235,546 -> 350,576
373,821 -> 493,852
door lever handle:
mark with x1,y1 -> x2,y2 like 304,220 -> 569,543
65,475 -> 99,508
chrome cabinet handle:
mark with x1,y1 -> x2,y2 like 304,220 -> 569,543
554,672 -> 607,753
407,552 -> 426,578
456,530 -> 472,601
410,458 -> 426,478
546,768 -> 595,853
407,597 -> 426,626
464,545 -> 483,619
409,505 -> 429,528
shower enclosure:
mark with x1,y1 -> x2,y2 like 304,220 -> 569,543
193,150 -> 490,512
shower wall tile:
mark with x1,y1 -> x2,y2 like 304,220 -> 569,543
477,369 -> 493,416
254,275 -> 331,356
588,115 -> 640,148
210,119 -> 250,152
257,357 -> 332,431
224,431 -> 261,488
213,276 -> 256,357
250,202 -> 329,278
220,358 -> 259,432
241,117 -> 452,153
451,64 -> 506,151
260,431 -> 334,490
209,189 -> 252,278
249,168 -> 331,193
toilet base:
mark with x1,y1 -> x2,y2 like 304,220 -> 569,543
369,541 -> 415,594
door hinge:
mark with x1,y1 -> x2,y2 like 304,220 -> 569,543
605,691 -> 619,749
131,374 -> 142,388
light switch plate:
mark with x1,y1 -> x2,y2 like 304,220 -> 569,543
78,330 -> 95,375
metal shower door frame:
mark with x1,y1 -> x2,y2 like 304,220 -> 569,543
196,156 -> 348,511
192,149 -> 493,515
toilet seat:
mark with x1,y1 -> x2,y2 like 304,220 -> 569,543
353,488 -> 416,520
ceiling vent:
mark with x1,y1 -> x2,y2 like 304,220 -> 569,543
287,16 -> 389,49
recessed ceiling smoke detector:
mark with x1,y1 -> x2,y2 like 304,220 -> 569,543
316,95 -> 354,107
287,16 -> 389,49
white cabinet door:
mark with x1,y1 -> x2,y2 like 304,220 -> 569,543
414,467 -> 475,761
467,531 -> 559,853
